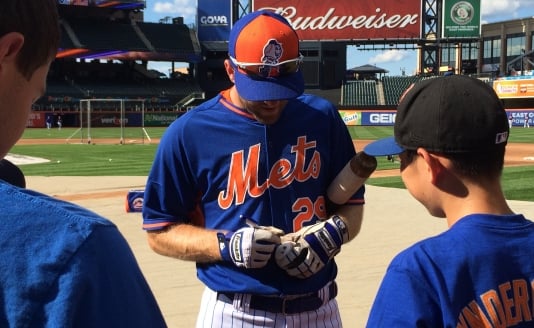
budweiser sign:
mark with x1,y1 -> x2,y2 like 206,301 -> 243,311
253,0 -> 422,40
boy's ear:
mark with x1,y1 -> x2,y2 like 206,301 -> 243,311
0,32 -> 24,64
417,148 -> 446,185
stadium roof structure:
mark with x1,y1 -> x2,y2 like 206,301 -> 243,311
347,64 -> 389,74
56,18 -> 202,62
201,41 -> 228,53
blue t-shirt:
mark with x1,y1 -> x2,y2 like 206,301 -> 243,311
367,213 -> 534,327
0,182 -> 167,327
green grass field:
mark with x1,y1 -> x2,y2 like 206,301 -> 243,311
10,126 -> 534,201
20,126 -> 167,140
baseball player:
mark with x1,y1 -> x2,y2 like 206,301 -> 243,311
364,76 -> 534,327
143,10 -> 375,327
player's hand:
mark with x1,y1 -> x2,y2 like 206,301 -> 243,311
219,227 -> 282,269
275,216 -> 349,278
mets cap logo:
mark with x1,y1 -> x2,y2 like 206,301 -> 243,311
132,197 -> 143,210
260,39 -> 283,77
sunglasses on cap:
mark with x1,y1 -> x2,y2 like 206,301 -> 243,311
229,54 -> 304,78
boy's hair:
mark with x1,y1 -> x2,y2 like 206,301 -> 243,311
0,0 -> 60,80
447,147 -> 506,180
404,148 -> 506,180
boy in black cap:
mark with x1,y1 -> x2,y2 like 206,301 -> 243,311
364,75 -> 534,327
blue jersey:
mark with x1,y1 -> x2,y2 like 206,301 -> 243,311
0,182 -> 166,327
367,214 -> 534,327
143,90 -> 364,295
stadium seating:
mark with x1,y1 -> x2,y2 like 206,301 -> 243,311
341,80 -> 378,106
39,8 -> 206,113
136,22 -> 197,54
67,18 -> 149,51
381,76 -> 420,105
340,75 -> 440,107
383,76 -> 441,106
39,59 -> 203,112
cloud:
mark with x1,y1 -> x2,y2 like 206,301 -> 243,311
152,0 -> 196,19
368,50 -> 411,65
481,0 -> 534,22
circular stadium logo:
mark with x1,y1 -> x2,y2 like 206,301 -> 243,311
450,1 -> 475,25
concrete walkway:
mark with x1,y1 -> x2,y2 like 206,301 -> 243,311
26,176 -> 534,328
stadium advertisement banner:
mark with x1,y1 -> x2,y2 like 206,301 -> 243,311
442,0 -> 481,38
339,110 -> 396,126
508,110 -> 534,127
493,79 -> 534,98
26,112 -> 184,128
197,0 -> 232,42
144,113 -> 184,126
252,0 -> 421,40
340,109 -> 534,127
84,114 -> 139,127
26,112 -> 45,128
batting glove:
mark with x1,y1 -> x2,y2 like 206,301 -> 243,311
275,215 -> 349,278
218,227 -> 282,269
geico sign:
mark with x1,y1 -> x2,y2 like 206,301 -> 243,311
369,113 -> 396,124
200,16 -> 228,25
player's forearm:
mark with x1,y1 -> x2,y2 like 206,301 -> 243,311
324,152 -> 374,241
147,223 -> 224,263
331,204 -> 364,242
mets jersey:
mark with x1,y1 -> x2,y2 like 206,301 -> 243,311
366,213 -> 534,327
0,181 -> 166,327
143,90 -> 364,295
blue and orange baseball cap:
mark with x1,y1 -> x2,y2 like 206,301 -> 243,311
228,10 -> 304,101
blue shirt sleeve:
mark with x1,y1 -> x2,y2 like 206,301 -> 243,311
36,225 -> 167,327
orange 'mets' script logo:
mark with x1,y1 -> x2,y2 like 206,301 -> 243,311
218,136 -> 321,209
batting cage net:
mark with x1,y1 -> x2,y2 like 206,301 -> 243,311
66,99 -> 151,145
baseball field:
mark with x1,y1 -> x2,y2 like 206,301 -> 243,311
10,126 -> 534,327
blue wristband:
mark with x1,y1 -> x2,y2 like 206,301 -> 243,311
217,232 -> 232,262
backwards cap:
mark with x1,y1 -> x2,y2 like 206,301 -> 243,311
364,75 -> 509,156
228,10 -> 304,101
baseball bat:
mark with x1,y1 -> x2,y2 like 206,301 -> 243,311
326,152 -> 377,205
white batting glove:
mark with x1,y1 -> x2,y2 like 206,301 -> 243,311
218,227 -> 281,269
275,216 -> 349,278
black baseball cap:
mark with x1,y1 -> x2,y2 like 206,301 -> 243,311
364,75 -> 509,156
0,159 -> 26,188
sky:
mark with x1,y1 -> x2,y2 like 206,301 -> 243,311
142,0 -> 534,76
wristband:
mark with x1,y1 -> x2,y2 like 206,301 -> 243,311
330,215 -> 349,244
217,232 -> 231,262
